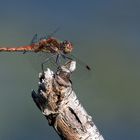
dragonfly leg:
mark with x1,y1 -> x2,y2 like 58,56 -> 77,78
41,54 -> 56,72
62,54 -> 73,61
56,54 -> 61,66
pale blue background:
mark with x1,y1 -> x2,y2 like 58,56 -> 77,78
0,0 -> 140,139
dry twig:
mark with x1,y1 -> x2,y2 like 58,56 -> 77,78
32,61 -> 104,140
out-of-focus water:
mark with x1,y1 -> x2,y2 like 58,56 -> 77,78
0,1 -> 140,140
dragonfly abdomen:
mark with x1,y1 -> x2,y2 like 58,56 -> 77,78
0,46 -> 33,52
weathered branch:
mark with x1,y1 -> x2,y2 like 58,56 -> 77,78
32,61 -> 104,140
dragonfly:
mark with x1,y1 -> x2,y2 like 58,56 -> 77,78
0,34 -> 91,71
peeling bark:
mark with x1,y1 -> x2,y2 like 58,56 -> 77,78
32,61 -> 104,140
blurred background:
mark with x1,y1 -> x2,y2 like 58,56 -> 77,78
0,0 -> 140,139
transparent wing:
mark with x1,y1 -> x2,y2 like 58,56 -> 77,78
24,51 -> 57,72
30,34 -> 38,45
66,54 -> 93,71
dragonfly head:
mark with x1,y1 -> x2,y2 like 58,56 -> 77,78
62,40 -> 73,54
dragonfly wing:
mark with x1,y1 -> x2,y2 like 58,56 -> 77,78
46,27 -> 60,39
67,54 -> 92,71
30,34 -> 38,45
26,51 -> 58,72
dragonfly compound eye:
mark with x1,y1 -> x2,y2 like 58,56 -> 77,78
63,41 -> 73,54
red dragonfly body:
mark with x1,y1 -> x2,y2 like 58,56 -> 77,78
0,36 -> 91,71
0,37 -> 73,54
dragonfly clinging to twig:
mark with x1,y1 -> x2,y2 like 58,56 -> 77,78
0,33 -> 91,71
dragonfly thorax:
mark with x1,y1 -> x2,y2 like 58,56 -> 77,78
34,38 -> 73,55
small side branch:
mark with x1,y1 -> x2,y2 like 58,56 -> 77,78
32,61 -> 104,140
